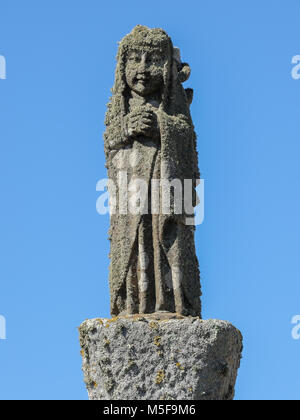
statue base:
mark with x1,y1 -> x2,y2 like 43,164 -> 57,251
79,314 -> 243,400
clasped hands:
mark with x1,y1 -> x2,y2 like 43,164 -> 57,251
125,107 -> 160,140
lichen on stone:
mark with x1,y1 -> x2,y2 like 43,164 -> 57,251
155,370 -> 165,384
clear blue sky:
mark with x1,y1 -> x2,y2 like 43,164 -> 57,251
0,0 -> 299,400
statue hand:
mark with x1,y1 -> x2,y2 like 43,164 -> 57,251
126,108 -> 159,139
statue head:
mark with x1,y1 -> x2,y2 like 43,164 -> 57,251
113,26 -> 173,104
105,25 -> 192,127
122,26 -> 173,97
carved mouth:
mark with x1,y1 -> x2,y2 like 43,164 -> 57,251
136,74 -> 149,82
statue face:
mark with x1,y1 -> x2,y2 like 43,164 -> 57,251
125,48 -> 169,97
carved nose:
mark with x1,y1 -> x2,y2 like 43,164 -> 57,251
139,53 -> 147,71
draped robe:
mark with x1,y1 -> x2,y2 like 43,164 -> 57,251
104,70 -> 201,317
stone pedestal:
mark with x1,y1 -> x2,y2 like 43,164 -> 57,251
79,314 -> 243,400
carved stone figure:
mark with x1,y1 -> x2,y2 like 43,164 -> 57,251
104,25 -> 201,317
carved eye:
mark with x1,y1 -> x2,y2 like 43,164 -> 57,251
151,55 -> 164,64
128,54 -> 140,62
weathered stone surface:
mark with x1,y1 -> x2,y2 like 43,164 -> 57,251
79,315 -> 243,400
104,25 -> 201,317
79,26 -> 243,401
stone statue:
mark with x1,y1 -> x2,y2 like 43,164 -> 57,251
104,25 -> 201,317
79,27 -> 243,401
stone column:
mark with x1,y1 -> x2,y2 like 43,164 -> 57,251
79,315 -> 242,400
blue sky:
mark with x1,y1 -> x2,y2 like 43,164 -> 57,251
0,0 -> 300,400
